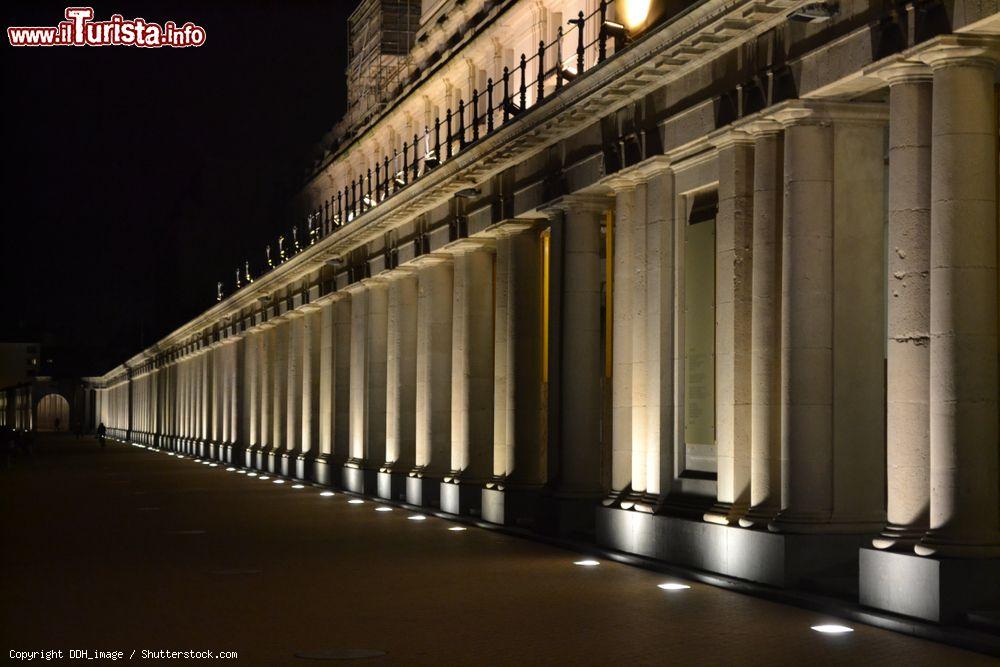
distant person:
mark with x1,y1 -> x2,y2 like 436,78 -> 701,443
97,422 -> 107,448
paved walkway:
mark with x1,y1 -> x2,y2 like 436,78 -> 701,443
1,435 -> 994,666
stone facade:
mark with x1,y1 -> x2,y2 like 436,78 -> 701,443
93,0 -> 1000,632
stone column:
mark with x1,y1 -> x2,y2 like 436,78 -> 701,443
298,308 -> 321,479
872,63 -> 934,549
270,320 -> 287,471
769,102 -> 887,533
445,244 -> 494,512
553,196 -> 607,495
333,296 -> 352,465
385,271 -> 418,472
245,331 -> 259,464
285,315 -> 303,473
347,279 -> 389,491
914,41 -> 1000,558
705,133 -> 755,526
610,183 -> 636,497
769,112 -> 836,532
258,325 -> 272,467
741,122 -> 784,528
412,257 -> 454,505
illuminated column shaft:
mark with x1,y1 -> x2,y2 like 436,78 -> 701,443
916,44 -> 1000,557
301,309 -> 321,458
742,123 -> 784,527
630,181 -> 649,496
348,281 -> 388,466
246,332 -> 258,447
271,321 -> 287,452
706,134 -> 755,525
770,117 -> 835,531
493,229 -> 543,483
319,301 -> 335,458
415,259 -> 453,472
611,184 -> 635,494
875,65 -> 933,548
333,296 -> 352,462
386,272 -> 418,469
286,315 -> 302,455
202,350 -> 211,442
259,326 -> 272,450
450,247 -> 494,480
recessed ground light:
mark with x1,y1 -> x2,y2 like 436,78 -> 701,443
292,484 -> 305,489
658,583 -> 691,591
247,472 -> 258,477
259,476 -> 270,480
348,499 -> 364,505
407,515 -> 427,521
236,470 -> 247,475
811,624 -> 854,634
194,459 -> 202,462
226,467 -> 236,472
320,491 -> 335,497
273,479 -> 285,485
574,560 -> 600,567
448,527 -> 467,532
209,463 -> 218,468
375,507 -> 392,512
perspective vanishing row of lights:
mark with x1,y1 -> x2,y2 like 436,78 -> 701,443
119,436 -> 855,636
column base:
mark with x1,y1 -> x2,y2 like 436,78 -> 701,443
440,478 -> 482,516
252,446 -> 269,471
313,456 -> 338,486
738,505 -> 779,529
279,449 -> 301,477
294,453 -> 317,482
377,469 -> 408,501
597,506 -> 873,592
860,547 -> 1000,622
405,474 -> 441,508
704,501 -> 750,526
481,483 -> 543,528
196,440 -> 207,458
266,448 -> 282,474
342,461 -> 378,494
871,524 -> 927,550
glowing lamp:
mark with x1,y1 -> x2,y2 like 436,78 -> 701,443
811,624 -> 853,634
621,0 -> 652,30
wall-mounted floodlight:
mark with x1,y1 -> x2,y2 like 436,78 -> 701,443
790,2 -> 839,23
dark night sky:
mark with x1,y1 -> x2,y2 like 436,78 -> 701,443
2,1 -> 360,376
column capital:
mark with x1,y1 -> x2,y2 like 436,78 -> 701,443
873,60 -> 932,85
709,128 -> 755,150
913,34 -> 1000,71
441,237 -> 497,255
766,99 -> 888,127
408,252 -> 454,268
541,193 -> 614,215
741,118 -> 783,137
482,218 -> 545,239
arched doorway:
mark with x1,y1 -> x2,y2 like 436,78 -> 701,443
36,393 -> 70,431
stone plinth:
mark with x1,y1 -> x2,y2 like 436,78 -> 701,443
440,480 -> 481,516
406,475 -> 440,508
377,470 -> 407,502
859,547 -> 1000,623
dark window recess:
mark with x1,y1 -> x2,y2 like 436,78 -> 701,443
689,190 -> 718,225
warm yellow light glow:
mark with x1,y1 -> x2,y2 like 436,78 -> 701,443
621,0 -> 651,30
658,583 -> 690,591
574,560 -> 600,567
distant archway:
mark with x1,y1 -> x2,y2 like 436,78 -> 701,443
36,393 -> 70,431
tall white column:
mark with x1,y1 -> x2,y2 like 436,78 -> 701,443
415,259 -> 453,475
333,296 -> 352,463
769,115 -> 835,532
259,326 -> 272,457
874,63 -> 933,548
492,228 -> 544,485
319,301 -> 336,461
449,246 -> 495,482
285,315 -> 302,458
301,308 -> 321,463
348,280 -> 388,468
610,183 -> 636,495
915,41 -> 1000,557
741,122 -> 784,528
706,134 -> 755,525
386,272 -> 418,470
271,321 -> 287,462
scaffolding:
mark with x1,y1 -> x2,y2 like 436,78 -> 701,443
346,0 -> 422,134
